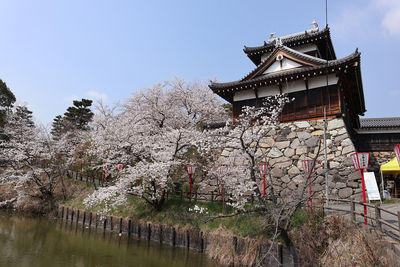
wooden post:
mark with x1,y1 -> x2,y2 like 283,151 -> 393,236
350,197 -> 356,222
76,210 -> 80,223
128,220 -> 131,236
110,216 -> 113,231
66,208 -> 69,220
83,211 -> 86,225
398,211 -> 400,233
172,227 -> 176,246
119,218 -> 122,234
89,212 -> 92,227
71,211 -> 74,222
61,207 -> 64,219
148,223 -> 151,240
159,225 -> 163,243
233,236 -> 238,253
375,204 -> 382,232
200,232 -> 204,253
186,229 -> 190,249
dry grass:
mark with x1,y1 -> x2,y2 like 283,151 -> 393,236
206,226 -> 264,267
319,215 -> 397,267
292,210 -> 399,267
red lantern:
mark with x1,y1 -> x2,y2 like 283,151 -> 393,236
350,152 -> 370,170
258,163 -> 269,196
394,144 -> 400,167
301,160 -> 315,173
186,165 -> 196,200
350,152 -> 370,225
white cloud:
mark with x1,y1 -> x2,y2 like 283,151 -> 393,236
64,94 -> 79,102
375,0 -> 400,37
389,89 -> 400,96
86,90 -> 109,102
332,0 -> 400,40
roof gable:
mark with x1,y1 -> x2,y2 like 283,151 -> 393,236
263,57 -> 305,75
243,45 -> 327,81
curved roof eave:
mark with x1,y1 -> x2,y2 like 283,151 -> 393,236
210,50 -> 360,91
243,26 -> 336,64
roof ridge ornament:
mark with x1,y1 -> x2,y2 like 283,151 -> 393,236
269,31 -> 276,43
275,37 -> 282,47
311,20 -> 318,29
268,21 -> 319,44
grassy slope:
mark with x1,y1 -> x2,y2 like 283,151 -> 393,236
60,179 -> 267,238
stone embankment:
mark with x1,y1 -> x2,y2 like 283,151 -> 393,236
215,118 -> 377,201
57,206 -> 297,267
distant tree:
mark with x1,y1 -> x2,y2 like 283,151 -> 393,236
64,99 -> 94,130
50,115 -> 73,138
51,99 -> 94,137
221,103 -> 232,117
15,105 -> 34,128
0,110 -> 76,209
0,79 -> 16,127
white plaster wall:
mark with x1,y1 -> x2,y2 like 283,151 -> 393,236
233,74 -> 339,101
264,61 -> 281,74
233,89 -> 256,101
282,81 -> 305,93
282,58 -> 301,70
257,85 -> 281,98
308,74 -> 338,89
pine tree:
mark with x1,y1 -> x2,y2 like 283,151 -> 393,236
64,99 -> 94,130
0,79 -> 16,127
51,99 -> 94,137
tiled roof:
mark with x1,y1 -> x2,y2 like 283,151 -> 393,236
360,117 -> 400,129
210,49 -> 360,90
239,45 -> 329,81
244,27 -> 330,52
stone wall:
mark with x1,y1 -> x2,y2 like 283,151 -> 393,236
219,117 -> 368,201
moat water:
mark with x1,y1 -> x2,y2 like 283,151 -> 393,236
0,211 -> 218,267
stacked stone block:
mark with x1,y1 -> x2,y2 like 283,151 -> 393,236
221,117 -> 367,200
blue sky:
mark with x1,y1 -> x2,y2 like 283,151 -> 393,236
1,0 -> 399,125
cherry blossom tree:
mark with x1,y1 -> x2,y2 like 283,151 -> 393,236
201,94 -> 290,208
201,93 -> 323,264
0,107 -> 76,209
83,77 -> 227,211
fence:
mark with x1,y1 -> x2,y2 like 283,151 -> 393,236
321,197 -> 400,234
67,170 -> 263,204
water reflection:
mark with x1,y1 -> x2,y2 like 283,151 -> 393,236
0,211 -> 218,267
